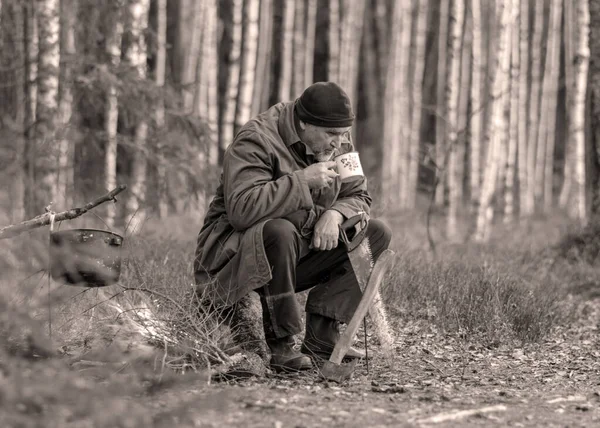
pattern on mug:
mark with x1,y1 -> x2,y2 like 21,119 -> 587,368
340,157 -> 360,171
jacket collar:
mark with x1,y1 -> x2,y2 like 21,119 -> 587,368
278,101 -> 302,147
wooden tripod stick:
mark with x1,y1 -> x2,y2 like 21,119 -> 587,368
0,185 -> 127,240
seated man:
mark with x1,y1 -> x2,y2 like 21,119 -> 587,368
194,82 -> 392,372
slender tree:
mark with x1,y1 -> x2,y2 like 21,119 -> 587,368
291,0 -> 305,98
469,0 -> 482,208
534,0 -> 562,209
524,0 -> 544,215
446,0 -> 465,238
304,0 -> 317,89
278,0 -> 294,101
56,0 -> 76,211
35,0 -> 60,209
221,0 -> 243,149
104,1 -> 123,228
252,0 -> 273,115
504,0 -> 519,222
235,0 -> 260,131
182,0 -> 204,113
570,0 -> 589,222
123,0 -> 151,233
474,0 -> 511,241
327,0 -> 340,83
517,0 -> 529,216
155,0 -> 168,218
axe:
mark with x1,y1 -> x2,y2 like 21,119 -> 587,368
320,214 -> 395,383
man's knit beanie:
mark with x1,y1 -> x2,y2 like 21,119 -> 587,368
295,82 -> 355,128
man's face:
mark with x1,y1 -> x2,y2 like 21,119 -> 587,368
299,121 -> 352,162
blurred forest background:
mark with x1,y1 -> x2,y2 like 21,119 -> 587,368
0,0 -> 598,241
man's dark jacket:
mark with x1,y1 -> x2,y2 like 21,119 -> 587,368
194,101 -> 371,306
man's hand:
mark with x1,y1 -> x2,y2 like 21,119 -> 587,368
312,210 -> 344,251
302,161 -> 338,189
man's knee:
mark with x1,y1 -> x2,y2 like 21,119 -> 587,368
367,219 -> 392,251
263,218 -> 299,248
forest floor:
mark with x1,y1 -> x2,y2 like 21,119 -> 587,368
144,299 -> 600,428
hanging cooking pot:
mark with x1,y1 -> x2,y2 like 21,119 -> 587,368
49,229 -> 124,287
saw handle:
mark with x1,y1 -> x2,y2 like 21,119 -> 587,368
338,213 -> 368,251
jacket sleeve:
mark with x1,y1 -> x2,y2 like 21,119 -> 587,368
330,176 -> 372,219
223,135 -> 314,231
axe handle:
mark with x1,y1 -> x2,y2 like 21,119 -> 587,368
328,249 -> 395,365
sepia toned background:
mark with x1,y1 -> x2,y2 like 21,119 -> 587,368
0,0 -> 596,240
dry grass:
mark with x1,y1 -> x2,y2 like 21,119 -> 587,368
0,210 -> 597,426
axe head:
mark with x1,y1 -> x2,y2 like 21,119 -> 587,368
320,358 -> 358,383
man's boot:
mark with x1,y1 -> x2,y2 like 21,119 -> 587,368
301,313 -> 366,360
266,335 -> 313,373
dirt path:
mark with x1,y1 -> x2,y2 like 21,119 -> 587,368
147,302 -> 600,428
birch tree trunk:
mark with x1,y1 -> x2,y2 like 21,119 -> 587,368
469,0 -> 482,208
446,0 -> 465,239
24,0 -> 38,216
104,2 -> 123,228
517,0 -> 529,216
327,0 -> 340,83
252,0 -> 273,115
36,0 -> 60,209
559,0 -> 575,208
304,0 -> 317,89
278,0 -> 294,101
12,1 -> 26,221
221,0 -> 242,150
435,0 -> 450,206
291,0 -> 305,98
56,0 -> 76,211
396,0 -> 412,209
124,0 -> 150,233
504,0 -> 519,223
534,0 -> 562,210
203,0 -> 219,167
523,0 -> 544,215
182,0 -> 204,113
570,0 -> 589,222
235,0 -> 259,130
381,2 -> 402,206
405,0 -> 429,209
155,0 -> 168,218
474,0 -> 511,242
337,0 -> 366,108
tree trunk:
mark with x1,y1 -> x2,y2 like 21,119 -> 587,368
182,0 -> 204,113
396,0 -> 412,209
155,0 -> 168,218
221,0 -> 243,149
524,0 -> 544,215
534,0 -> 561,210
504,0 -> 519,223
327,0 -> 340,83
559,0 -> 575,208
571,0 -> 589,222
405,0 -> 429,209
469,0 -> 482,208
435,0 -> 450,206
56,0 -> 76,211
104,3 -> 123,228
337,0 -> 366,108
35,0 -> 60,209
252,0 -> 273,115
235,0 -> 260,131
24,0 -> 38,216
11,1 -> 26,221
446,0 -> 465,239
278,0 -> 294,101
304,0 -> 317,89
291,0 -> 305,98
381,2 -> 403,206
517,0 -> 529,216
474,0 -> 511,242
203,0 -> 219,167
123,0 -> 150,233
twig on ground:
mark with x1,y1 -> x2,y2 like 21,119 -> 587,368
0,185 -> 127,240
415,405 -> 507,424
